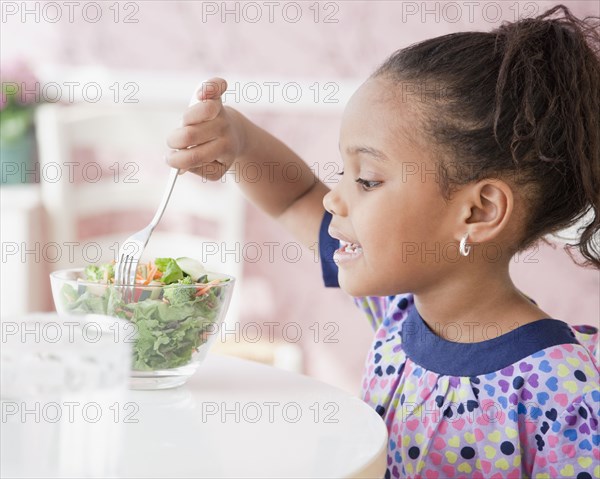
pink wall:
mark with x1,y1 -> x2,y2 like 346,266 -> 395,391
2,1 -> 598,393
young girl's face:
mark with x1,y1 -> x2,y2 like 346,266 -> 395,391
324,77 -> 461,297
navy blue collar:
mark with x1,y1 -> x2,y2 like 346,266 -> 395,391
401,306 -> 579,376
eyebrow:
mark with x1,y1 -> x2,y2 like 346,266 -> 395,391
342,145 -> 390,163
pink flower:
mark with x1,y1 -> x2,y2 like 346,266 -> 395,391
0,60 -> 40,107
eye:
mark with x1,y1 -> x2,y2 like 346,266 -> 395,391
355,178 -> 382,190
336,170 -> 344,176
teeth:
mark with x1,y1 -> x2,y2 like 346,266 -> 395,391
340,240 -> 363,253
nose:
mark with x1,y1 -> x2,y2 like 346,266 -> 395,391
323,186 -> 347,217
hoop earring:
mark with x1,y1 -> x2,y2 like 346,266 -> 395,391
459,233 -> 471,257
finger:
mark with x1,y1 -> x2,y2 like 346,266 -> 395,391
181,99 -> 224,126
164,153 -> 188,174
182,78 -> 228,126
188,161 -> 229,181
197,77 -> 228,101
167,119 -> 224,149
166,138 -> 229,171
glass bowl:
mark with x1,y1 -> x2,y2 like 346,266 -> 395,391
50,268 -> 235,390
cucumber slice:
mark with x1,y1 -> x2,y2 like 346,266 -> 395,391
150,286 -> 162,300
77,280 -> 107,297
176,257 -> 206,282
136,285 -> 162,301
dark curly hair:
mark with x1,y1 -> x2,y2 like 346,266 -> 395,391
374,4 -> 600,268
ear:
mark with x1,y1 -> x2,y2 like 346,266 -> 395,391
456,180 -> 514,243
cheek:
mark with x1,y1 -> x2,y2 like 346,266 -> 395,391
361,208 -> 412,247
393,192 -> 448,239
359,202 -> 448,267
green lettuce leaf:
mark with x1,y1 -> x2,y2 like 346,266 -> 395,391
154,257 -> 184,284
62,287 -> 108,315
83,263 -> 114,282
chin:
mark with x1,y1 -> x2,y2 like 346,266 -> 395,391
339,271 -> 409,297
338,274 -> 379,298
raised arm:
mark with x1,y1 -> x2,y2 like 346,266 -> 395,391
166,78 -> 330,249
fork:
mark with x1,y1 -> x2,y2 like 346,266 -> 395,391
114,86 -> 201,301
114,166 -> 180,302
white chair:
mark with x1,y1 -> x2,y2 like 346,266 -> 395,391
35,102 -> 246,326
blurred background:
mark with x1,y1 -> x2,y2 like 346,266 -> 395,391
1,0 -> 598,393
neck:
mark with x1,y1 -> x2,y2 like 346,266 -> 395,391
412,262 -> 550,343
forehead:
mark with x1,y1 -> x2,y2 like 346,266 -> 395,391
340,77 -> 424,154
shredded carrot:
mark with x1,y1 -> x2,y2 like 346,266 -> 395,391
194,279 -> 221,296
143,265 -> 157,285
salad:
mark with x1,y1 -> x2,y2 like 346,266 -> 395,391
58,257 -> 231,371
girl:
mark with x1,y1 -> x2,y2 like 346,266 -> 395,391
167,5 -> 599,478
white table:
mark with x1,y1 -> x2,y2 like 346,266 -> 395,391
0,183 -> 47,317
117,353 -> 388,479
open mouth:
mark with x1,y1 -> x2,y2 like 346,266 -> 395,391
333,240 -> 363,264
